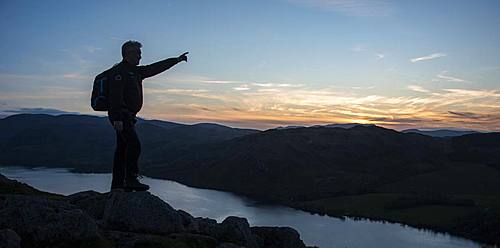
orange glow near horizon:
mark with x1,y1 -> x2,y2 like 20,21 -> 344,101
137,84 -> 500,131
1,73 -> 499,131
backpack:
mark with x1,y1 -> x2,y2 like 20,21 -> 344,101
90,67 -> 115,111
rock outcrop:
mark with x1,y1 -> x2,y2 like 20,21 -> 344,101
0,194 -> 104,247
0,229 -> 21,248
0,174 -> 312,248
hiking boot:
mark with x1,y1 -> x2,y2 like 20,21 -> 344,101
111,181 -> 126,192
125,175 -> 150,191
111,185 -> 132,192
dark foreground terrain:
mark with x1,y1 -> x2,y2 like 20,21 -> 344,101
0,173 -> 312,248
1,114 -> 499,245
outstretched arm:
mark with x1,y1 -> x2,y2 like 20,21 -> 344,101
138,52 -> 189,79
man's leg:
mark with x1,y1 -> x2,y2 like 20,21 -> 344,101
124,126 -> 141,178
111,130 -> 126,190
122,124 -> 149,191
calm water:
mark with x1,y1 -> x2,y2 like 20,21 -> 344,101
0,166 -> 489,248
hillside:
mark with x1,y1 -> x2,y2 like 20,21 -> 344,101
1,114 -> 499,245
0,114 -> 258,171
149,125 -> 451,200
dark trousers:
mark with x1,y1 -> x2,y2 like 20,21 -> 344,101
111,119 -> 141,187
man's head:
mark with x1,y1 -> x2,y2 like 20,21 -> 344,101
121,40 -> 142,66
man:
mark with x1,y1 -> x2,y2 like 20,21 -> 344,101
108,40 -> 188,191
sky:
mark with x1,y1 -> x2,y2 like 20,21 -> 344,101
1,0 -> 499,130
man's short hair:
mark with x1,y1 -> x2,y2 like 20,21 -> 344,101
121,40 -> 142,58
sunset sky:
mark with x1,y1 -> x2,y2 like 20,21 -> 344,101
1,0 -> 499,130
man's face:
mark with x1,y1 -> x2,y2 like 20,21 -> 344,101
124,46 -> 141,66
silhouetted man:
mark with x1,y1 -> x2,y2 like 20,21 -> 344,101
108,40 -> 188,191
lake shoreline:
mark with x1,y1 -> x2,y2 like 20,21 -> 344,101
2,164 -> 497,247
111,166 -> 496,247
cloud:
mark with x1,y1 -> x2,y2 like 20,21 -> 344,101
350,86 -> 375,90
82,45 -> 101,53
110,37 -> 128,42
375,53 -> 385,59
436,71 -> 468,83
62,73 -> 91,80
253,83 -> 274,87
287,0 -> 393,16
350,45 -> 367,52
277,83 -> 304,87
447,111 -> 500,122
408,85 -> 429,93
233,86 -> 251,91
200,80 -> 239,84
442,88 -> 500,97
448,111 -> 484,119
145,88 -> 210,94
253,83 -> 303,88
258,88 -> 280,92
3,108 -> 80,116
410,53 -> 446,63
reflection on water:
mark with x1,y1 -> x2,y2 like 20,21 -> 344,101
0,166 -> 488,248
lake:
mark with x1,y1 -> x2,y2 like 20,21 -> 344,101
0,166 -> 488,248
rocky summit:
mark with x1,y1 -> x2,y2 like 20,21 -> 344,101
0,173 -> 313,248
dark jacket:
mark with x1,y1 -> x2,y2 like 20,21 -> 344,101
107,58 -> 180,122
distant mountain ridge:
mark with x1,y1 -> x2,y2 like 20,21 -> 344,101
402,128 -> 479,137
275,123 -> 376,130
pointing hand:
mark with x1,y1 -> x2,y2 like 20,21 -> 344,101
178,52 -> 189,62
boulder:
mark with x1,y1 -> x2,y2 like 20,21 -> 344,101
168,233 -> 218,248
219,216 -> 258,248
0,195 -> 103,248
251,226 -> 307,248
106,230 -> 217,248
177,210 -> 222,237
102,191 -> 184,234
216,243 -> 243,248
67,190 -> 108,220
0,229 -> 21,248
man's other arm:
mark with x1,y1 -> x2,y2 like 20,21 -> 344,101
138,52 -> 188,79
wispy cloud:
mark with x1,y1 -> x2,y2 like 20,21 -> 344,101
448,111 -> 491,120
408,85 -> 429,93
233,85 -> 251,91
62,73 -> 91,80
258,88 -> 281,92
410,53 -> 446,63
200,80 -> 239,84
277,83 -> 304,87
436,71 -> 468,83
253,83 -> 273,87
157,74 -> 247,85
145,88 -> 210,94
350,44 -> 367,52
82,45 -> 101,53
287,0 -> 393,16
350,86 -> 375,90
253,83 -> 303,88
